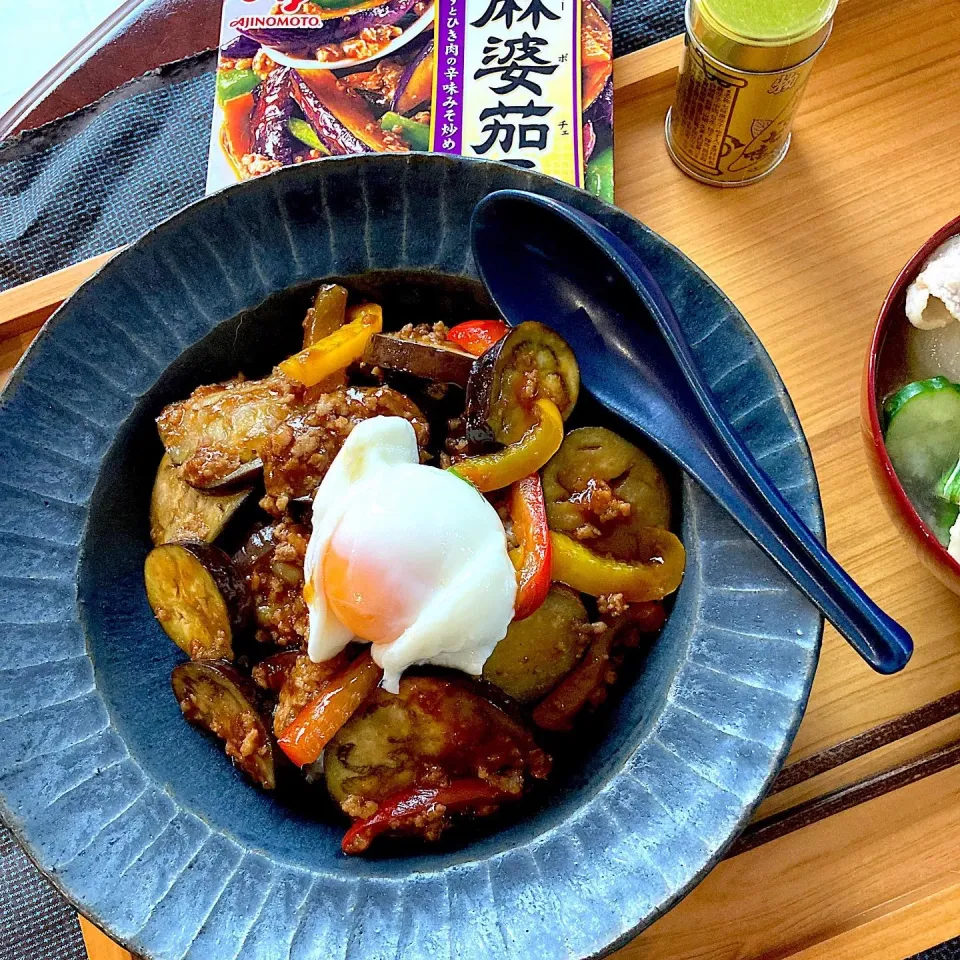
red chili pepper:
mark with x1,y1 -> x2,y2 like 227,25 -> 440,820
510,473 -> 553,621
446,319 -> 510,357
341,779 -> 513,854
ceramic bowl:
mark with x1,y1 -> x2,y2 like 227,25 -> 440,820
863,213 -> 960,595
0,155 -> 822,960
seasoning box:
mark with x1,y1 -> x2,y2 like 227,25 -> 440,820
206,0 -> 615,201
666,0 -> 838,186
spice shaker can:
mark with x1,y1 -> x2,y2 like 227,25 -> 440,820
666,0 -> 838,186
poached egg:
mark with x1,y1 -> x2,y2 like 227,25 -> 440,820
302,416 -> 517,692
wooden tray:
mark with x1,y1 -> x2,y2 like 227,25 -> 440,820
4,0 -> 960,955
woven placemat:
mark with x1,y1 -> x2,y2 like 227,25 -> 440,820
0,2 -> 683,955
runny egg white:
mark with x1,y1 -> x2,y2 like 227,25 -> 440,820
303,416 -> 517,692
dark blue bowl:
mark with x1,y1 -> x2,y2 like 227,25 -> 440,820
0,155 -> 822,960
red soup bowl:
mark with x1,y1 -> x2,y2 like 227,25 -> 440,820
863,213 -> 960,594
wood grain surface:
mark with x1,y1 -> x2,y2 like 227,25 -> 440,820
0,0 -> 958,956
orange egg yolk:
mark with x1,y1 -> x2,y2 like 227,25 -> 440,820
321,540 -> 421,645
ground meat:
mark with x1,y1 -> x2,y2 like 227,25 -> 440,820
341,795 -> 379,820
569,477 -> 632,537
240,154 -> 284,178
252,49 -> 275,79
318,26 -> 402,62
597,593 -> 628,618
340,60 -> 405,103
242,521 -> 310,648
260,385 -> 429,515
273,652 -> 348,736
395,322 -> 451,346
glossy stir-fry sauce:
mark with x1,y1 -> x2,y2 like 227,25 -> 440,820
144,282 -> 686,854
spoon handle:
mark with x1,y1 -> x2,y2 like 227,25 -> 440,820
686,438 -> 912,673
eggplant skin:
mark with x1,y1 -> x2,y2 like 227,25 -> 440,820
465,322 -> 581,446
365,334 -> 475,387
252,67 -> 296,164
393,38 -> 434,114
172,660 -> 277,790
239,0 -> 418,55
150,454 -> 253,546
583,77 -> 613,134
145,542 -> 252,661
222,34 -> 261,59
290,72 -> 376,155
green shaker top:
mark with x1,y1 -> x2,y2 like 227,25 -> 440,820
698,0 -> 838,44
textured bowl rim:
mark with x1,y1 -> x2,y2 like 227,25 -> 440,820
0,153 -> 824,960
864,212 -> 960,577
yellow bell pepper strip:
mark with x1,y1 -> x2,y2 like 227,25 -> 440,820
277,652 -> 383,767
509,474 -> 553,621
550,529 -> 686,602
278,303 -> 382,387
450,398 -> 563,492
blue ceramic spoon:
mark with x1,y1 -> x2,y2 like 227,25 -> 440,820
470,190 -> 912,674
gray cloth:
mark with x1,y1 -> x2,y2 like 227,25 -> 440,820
0,830 -> 86,960
0,1 -> 686,956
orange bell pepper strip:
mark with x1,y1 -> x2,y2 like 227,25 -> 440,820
341,779 -> 515,854
277,651 -> 383,767
509,474 -> 553,621
550,529 -> 685,602
450,398 -> 564,492
278,303 -> 382,387
446,319 -> 510,357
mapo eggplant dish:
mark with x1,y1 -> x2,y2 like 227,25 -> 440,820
145,284 -> 685,855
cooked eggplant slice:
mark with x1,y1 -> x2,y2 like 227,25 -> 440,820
251,67 -> 296,164
543,426 -> 672,561
465,322 -> 580,446
145,542 -> 252,660
324,676 -> 550,808
156,373 -> 306,490
290,71 -> 404,155
239,0 -> 418,55
149,454 -> 255,547
482,586 -> 590,703
172,660 -> 277,789
364,334 -> 475,387
393,39 -> 434,114
235,522 -> 311,649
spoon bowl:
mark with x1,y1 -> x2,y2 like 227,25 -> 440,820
471,189 -> 912,675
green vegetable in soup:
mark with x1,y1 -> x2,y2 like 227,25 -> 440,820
380,112 -> 430,152
883,377 -> 960,543
217,68 -> 260,104
938,454 -> 960,504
